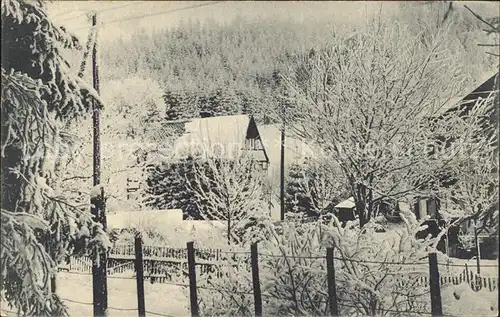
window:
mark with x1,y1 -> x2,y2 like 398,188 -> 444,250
419,199 -> 428,218
245,138 -> 262,150
126,178 -> 140,200
255,161 -> 269,172
260,161 -> 269,171
414,197 -> 440,219
255,139 -> 262,150
427,197 -> 440,218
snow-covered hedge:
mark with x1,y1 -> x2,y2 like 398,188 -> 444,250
197,211 -> 442,316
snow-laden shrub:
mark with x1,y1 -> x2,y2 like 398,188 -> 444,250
111,227 -> 169,246
197,254 -> 253,316
322,212 -> 436,316
198,210 -> 443,316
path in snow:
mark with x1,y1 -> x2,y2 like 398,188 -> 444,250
56,272 -> 189,317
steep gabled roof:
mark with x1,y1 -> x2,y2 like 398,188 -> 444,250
172,114 -> 268,162
172,114 -> 249,159
438,72 -> 499,115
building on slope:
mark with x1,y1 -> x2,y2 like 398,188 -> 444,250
171,114 -> 270,169
415,71 -> 499,259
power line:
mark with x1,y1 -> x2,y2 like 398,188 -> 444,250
72,1 -> 225,32
52,10 -> 84,19
60,298 -> 138,311
56,2 -> 143,23
60,297 -> 93,306
106,1 -> 224,25
146,311 -> 178,317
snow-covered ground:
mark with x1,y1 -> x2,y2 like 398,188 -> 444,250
4,274 -> 188,317
442,283 -> 499,316
1,272 -> 188,317
40,272 -> 188,317
1,270 -> 497,317
444,259 -> 498,277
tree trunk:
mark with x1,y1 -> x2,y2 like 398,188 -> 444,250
355,184 -> 368,228
357,200 -> 366,228
227,216 -> 231,246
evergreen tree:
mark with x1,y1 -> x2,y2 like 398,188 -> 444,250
99,10 -> 495,124
164,90 -> 182,121
285,163 -> 317,217
144,157 -> 204,220
1,0 -> 107,314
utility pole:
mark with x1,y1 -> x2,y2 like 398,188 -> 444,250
280,104 -> 286,221
90,12 -> 108,317
474,218 -> 481,275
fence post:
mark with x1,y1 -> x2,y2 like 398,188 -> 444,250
48,274 -> 56,297
326,247 -> 339,316
251,243 -> 263,316
187,241 -> 199,317
428,252 -> 443,316
134,234 -> 146,317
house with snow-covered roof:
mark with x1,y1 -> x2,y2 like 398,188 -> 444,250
258,124 -> 317,177
171,114 -> 270,170
414,71 -> 499,258
125,114 -> 272,208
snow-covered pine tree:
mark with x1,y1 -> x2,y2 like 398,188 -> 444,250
199,87 -> 239,118
1,1 -> 109,315
144,157 -> 204,220
164,90 -> 183,121
285,163 -> 316,216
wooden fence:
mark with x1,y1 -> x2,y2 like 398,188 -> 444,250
59,243 -> 249,282
58,240 -> 499,317
396,270 -> 498,292
61,243 -> 499,292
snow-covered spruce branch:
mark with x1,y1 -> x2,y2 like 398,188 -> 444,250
1,1 -> 114,314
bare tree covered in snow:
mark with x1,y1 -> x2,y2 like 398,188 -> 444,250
286,158 -> 349,217
281,20 -> 495,228
187,153 -> 268,245
438,133 -> 499,249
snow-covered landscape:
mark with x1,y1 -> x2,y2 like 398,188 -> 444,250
0,272 -> 189,317
1,1 -> 499,316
